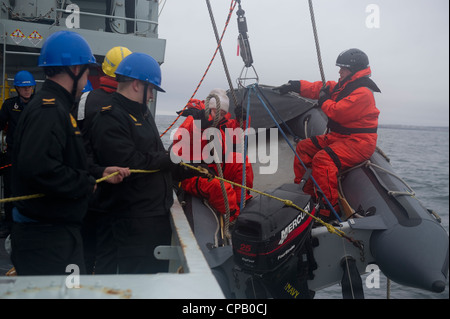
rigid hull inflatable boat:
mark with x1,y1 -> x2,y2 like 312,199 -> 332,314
177,84 -> 449,298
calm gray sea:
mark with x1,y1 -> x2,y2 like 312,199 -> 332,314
156,114 -> 449,299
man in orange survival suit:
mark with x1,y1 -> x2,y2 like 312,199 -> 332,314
172,89 -> 253,222
276,48 -> 380,220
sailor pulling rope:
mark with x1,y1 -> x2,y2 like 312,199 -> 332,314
0,163 -> 363,251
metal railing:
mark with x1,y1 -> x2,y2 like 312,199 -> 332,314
55,4 -> 159,36
0,1 -> 161,103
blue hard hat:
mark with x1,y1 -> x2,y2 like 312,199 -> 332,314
14,71 -> 36,87
38,30 -> 96,67
115,52 -> 165,92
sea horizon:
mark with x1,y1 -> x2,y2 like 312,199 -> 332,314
154,112 -> 449,131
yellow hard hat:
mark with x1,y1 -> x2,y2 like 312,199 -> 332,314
102,46 -> 132,77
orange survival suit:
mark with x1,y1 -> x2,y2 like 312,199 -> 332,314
172,99 -> 253,221
294,67 -> 381,217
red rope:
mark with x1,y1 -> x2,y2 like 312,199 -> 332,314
0,163 -> 11,171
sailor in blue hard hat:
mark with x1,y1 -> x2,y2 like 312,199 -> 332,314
0,70 -> 36,152
38,30 -> 97,100
10,30 -> 130,276
88,52 -> 206,274
13,70 -> 36,103
114,52 -> 165,107
0,70 -> 36,238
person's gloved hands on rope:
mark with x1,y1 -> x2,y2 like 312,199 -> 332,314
171,161 -> 215,181
317,85 -> 331,107
192,163 -> 216,181
273,80 -> 301,95
167,149 -> 215,181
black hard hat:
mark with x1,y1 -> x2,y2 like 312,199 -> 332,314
336,48 -> 369,73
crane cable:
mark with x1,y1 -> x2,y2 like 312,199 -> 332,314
308,0 -> 326,86
205,0 -> 239,108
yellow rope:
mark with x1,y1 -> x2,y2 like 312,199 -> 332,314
3,168 -> 159,277
180,162 -> 349,239
0,193 -> 45,203
3,164 -> 363,277
0,164 -> 356,243
0,169 -> 159,204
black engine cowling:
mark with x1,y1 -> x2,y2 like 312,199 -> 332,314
232,183 -> 316,274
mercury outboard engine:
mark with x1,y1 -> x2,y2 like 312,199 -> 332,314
232,183 -> 318,299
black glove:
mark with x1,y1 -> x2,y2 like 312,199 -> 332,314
317,85 -> 331,107
273,80 -> 301,95
172,162 -> 215,181
177,108 -> 203,119
177,108 -> 213,129
234,105 -> 247,119
194,163 -> 216,181
171,162 -> 194,181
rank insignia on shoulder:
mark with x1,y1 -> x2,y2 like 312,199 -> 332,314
128,114 -> 137,122
101,105 -> 112,112
128,114 -> 142,126
42,98 -> 56,105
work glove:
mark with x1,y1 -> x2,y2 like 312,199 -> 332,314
194,163 -> 216,181
317,85 -> 331,107
234,105 -> 247,120
273,80 -> 301,95
177,107 -> 203,119
172,162 -> 215,181
177,108 -> 213,129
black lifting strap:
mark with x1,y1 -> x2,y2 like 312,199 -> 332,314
341,256 -> 365,299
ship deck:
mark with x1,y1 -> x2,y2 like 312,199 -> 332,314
0,237 -> 12,276
0,193 -> 225,299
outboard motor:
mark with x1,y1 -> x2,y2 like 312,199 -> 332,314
232,183 -> 318,298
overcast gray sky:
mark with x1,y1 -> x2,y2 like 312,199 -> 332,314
156,0 -> 449,127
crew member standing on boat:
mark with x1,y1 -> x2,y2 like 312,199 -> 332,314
276,48 -> 380,220
0,71 -> 36,238
10,31 -> 129,276
89,52 -> 204,274
73,46 -> 133,274
172,89 -> 253,221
